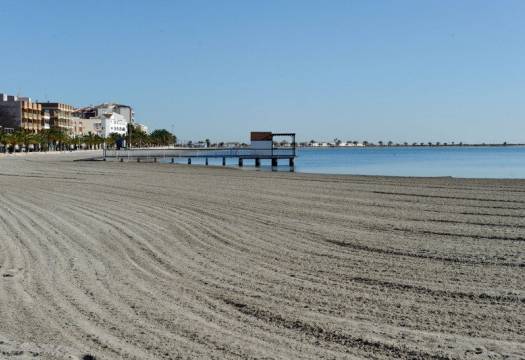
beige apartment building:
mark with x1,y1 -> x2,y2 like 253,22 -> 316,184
21,100 -> 43,132
38,102 -> 75,135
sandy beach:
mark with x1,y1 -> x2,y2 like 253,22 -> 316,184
0,152 -> 524,359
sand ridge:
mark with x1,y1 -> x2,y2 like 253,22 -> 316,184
0,153 -> 524,359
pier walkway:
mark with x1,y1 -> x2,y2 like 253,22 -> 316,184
103,146 -> 296,167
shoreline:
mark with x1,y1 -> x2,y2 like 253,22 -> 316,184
3,149 -> 525,181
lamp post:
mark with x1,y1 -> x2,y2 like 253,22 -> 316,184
171,123 -> 175,148
128,122 -> 132,149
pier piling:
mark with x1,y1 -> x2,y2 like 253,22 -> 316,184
238,158 -> 243,167
222,157 -> 226,166
255,158 -> 261,167
289,158 -> 294,167
272,158 -> 278,167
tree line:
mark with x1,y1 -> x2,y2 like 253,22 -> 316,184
0,125 -> 176,153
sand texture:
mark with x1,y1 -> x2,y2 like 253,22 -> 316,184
0,153 -> 524,359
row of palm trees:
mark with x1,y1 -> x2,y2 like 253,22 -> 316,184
0,126 -> 177,153
0,129 -> 104,153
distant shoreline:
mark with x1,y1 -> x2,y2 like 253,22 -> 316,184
297,143 -> 525,148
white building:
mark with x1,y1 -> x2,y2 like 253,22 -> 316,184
80,112 -> 130,138
100,112 -> 127,138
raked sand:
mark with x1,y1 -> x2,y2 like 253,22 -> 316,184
0,152 -> 524,359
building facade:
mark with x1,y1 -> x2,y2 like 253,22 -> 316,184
100,112 -> 127,138
38,102 -> 75,135
71,116 -> 84,137
0,94 -> 43,133
80,118 -> 100,136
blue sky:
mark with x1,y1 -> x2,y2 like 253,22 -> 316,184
1,0 -> 524,143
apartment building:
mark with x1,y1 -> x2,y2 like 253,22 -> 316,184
0,93 -> 43,133
38,102 -> 75,135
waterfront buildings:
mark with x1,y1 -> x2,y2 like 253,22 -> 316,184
0,94 -> 43,133
1,91 -> 140,139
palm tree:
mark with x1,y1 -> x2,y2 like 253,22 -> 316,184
150,129 -> 175,146
82,132 -> 98,149
55,130 -> 67,151
0,132 -> 12,153
26,132 -> 41,152
11,131 -> 28,152
41,128 -> 68,151
106,133 -> 122,149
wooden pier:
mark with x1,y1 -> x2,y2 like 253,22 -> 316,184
103,132 -> 296,168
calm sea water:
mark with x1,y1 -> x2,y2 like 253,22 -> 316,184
294,146 -> 525,178
167,146 -> 525,178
